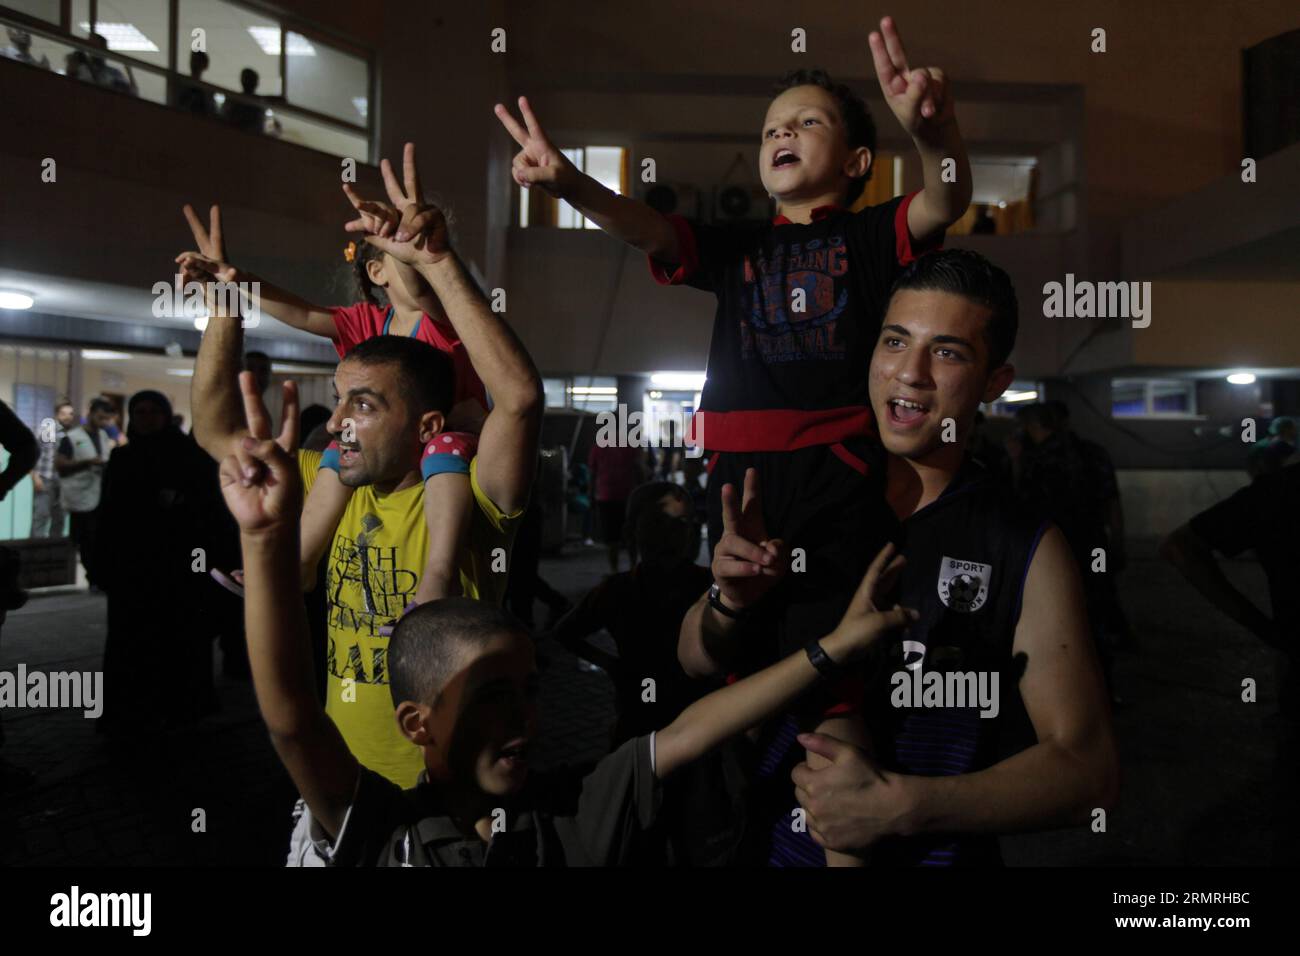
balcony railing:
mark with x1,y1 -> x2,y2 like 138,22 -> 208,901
0,4 -> 372,161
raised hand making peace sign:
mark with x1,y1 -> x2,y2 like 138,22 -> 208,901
219,371 -> 302,537
869,16 -> 953,143
177,204 -> 239,293
711,467 -> 788,612
343,142 -> 449,265
494,96 -> 578,199
177,202 -> 258,323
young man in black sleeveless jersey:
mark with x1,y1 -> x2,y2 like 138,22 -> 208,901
678,249 -> 1119,864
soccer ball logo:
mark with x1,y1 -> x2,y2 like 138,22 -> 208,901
938,557 -> 991,612
948,573 -> 981,608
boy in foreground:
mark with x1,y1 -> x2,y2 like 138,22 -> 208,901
221,373 -> 916,866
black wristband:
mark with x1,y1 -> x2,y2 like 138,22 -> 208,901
707,582 -> 744,620
804,639 -> 838,680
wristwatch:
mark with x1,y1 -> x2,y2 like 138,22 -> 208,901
707,582 -> 745,620
804,638 -> 839,680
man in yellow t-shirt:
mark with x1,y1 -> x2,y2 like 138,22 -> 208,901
298,450 -> 519,787
185,184 -> 543,863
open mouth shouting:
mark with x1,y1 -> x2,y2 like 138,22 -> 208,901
338,444 -> 361,467
771,147 -> 801,169
886,396 -> 931,429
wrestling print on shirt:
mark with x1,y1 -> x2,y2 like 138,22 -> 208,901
739,234 -> 850,364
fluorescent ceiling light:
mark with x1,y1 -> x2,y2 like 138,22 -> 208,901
352,97 -> 368,119
78,22 -> 159,52
0,290 -> 35,310
285,32 -> 317,56
1002,389 -> 1039,403
81,349 -> 132,360
570,386 -> 618,395
247,27 -> 315,56
1227,372 -> 1256,385
650,372 -> 707,391
272,363 -> 334,374
167,369 -> 195,377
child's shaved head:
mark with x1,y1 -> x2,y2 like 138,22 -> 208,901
388,598 -> 529,707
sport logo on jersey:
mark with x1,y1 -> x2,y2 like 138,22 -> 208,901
937,556 -> 991,612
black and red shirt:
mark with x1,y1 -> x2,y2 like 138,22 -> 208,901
649,192 -> 940,453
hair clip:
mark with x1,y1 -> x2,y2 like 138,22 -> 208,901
343,241 -> 357,263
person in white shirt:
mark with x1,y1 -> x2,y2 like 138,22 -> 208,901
55,397 -> 115,589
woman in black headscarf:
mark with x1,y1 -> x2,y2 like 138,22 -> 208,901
97,390 -> 223,732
